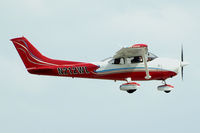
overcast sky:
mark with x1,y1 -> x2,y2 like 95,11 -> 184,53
0,0 -> 200,133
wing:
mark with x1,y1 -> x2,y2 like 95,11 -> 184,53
113,47 -> 147,58
113,44 -> 151,79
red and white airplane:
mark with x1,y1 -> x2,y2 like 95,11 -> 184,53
11,37 -> 188,93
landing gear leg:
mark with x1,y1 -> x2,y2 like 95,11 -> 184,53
157,80 -> 173,93
162,80 -> 166,85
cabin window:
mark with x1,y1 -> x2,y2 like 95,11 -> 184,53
109,58 -> 125,65
128,56 -> 143,63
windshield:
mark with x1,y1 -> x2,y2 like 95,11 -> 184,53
148,52 -> 158,61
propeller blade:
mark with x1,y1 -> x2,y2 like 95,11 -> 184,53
181,45 -> 183,80
181,66 -> 183,80
181,45 -> 183,62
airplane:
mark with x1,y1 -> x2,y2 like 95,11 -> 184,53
11,37 -> 189,93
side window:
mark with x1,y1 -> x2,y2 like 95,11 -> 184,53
109,58 -> 125,65
129,56 -> 143,63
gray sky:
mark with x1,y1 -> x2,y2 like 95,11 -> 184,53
0,0 -> 200,133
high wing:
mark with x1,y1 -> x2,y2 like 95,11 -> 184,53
113,44 -> 151,79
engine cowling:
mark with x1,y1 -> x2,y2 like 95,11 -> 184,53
120,82 -> 140,92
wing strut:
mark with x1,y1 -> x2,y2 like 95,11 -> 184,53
142,49 -> 151,79
113,45 -> 152,80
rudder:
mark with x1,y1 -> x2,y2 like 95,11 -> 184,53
11,37 -> 56,69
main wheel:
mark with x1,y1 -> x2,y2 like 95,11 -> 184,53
127,89 -> 137,93
164,90 -> 171,93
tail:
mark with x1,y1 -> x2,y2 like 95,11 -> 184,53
11,37 -> 81,70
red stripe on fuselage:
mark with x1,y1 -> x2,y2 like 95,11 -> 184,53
28,63 -> 177,81
91,70 -> 177,81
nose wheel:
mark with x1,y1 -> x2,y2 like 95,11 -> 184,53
157,80 -> 174,93
164,90 -> 171,93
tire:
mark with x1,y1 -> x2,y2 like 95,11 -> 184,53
164,90 -> 171,93
127,89 -> 137,93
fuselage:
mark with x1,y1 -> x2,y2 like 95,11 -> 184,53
11,37 -> 182,82
28,57 -> 180,81
11,37 -> 189,93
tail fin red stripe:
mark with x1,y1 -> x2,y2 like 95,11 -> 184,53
14,41 -> 57,66
11,37 -> 82,69
21,40 -> 42,61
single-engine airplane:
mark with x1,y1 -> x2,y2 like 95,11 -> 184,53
11,37 -> 188,93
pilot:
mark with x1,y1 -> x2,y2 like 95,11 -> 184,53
114,58 -> 120,64
131,56 -> 143,63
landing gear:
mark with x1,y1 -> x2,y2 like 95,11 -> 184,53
157,80 -> 174,93
164,90 -> 171,93
120,82 -> 140,94
127,89 -> 137,93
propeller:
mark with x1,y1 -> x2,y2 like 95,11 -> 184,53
180,45 -> 189,80
181,45 -> 183,80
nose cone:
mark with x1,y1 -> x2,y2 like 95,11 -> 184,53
156,58 -> 180,74
180,61 -> 189,67
156,58 -> 189,79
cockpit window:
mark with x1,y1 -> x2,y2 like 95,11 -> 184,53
109,58 -> 125,65
148,52 -> 158,61
128,56 -> 143,63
